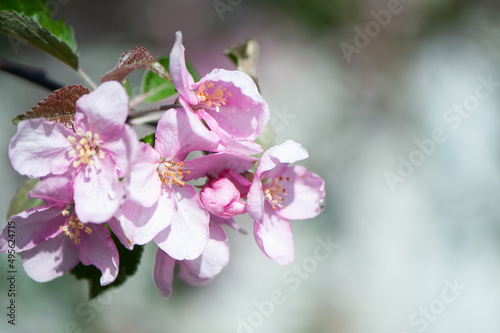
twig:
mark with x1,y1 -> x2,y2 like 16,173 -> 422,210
127,104 -> 182,121
0,57 -> 64,91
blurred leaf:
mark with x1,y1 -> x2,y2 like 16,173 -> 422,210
140,132 -> 155,148
101,46 -> 171,83
7,178 -> 43,219
13,85 -> 90,128
141,57 -> 176,103
255,124 -> 274,152
141,56 -> 200,103
123,79 -> 133,97
70,232 -> 144,300
0,0 -> 78,69
224,39 -> 259,88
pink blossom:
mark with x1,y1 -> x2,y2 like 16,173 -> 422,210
8,81 -> 138,223
118,108 -> 220,260
118,107 -> 257,257
247,140 -> 326,265
0,176 -> 119,285
169,31 -> 269,153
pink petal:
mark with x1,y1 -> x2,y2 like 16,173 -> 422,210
75,81 -> 129,141
257,140 -> 308,178
1,206 -> 66,252
194,69 -> 270,139
276,166 -> 326,221
219,169 -> 252,197
21,234 -> 79,282
29,176 -> 74,205
182,151 -> 257,182
198,109 -> 263,155
119,188 -> 175,245
154,185 -> 209,260
246,177 -> 265,224
178,224 -> 229,285
254,205 -> 294,266
101,124 -> 139,179
107,216 -> 134,250
154,248 -> 176,298
9,118 -> 73,178
210,214 -> 248,235
169,31 -> 198,105
155,107 -> 220,161
127,142 -> 162,207
73,158 -> 124,223
78,223 -> 119,286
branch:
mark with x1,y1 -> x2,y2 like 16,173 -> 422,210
0,58 -> 64,91
128,104 -> 182,119
126,103 -> 182,125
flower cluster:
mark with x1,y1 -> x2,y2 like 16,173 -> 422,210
0,32 -> 325,297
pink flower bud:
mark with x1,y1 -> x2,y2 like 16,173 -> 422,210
201,177 -> 246,218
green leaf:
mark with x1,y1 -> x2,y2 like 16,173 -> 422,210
70,232 -> 144,299
141,57 -> 176,103
0,0 -> 78,69
123,79 -> 133,97
141,56 -> 200,103
255,124 -> 274,152
7,178 -> 43,219
140,132 -> 155,148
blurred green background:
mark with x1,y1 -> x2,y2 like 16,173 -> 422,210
1,0 -> 500,332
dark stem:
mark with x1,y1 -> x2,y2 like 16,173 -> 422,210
0,58 -> 64,91
127,104 -> 182,121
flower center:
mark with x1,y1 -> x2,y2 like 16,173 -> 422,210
60,209 -> 92,245
196,81 -> 231,112
264,175 -> 289,210
67,129 -> 105,168
157,158 -> 190,187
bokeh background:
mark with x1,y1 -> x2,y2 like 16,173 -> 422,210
1,0 -> 500,332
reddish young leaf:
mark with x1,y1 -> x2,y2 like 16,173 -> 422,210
100,46 -> 171,83
13,85 -> 90,128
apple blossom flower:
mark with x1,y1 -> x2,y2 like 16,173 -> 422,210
117,106 -> 257,255
0,176 -> 119,285
154,223 -> 229,298
8,81 -> 138,223
169,31 -> 269,152
246,140 -> 326,265
118,108 -> 220,260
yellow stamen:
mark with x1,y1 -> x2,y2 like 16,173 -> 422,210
67,129 -> 105,168
60,215 -> 92,245
264,176 -> 289,210
196,80 -> 230,112
157,158 -> 191,187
